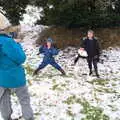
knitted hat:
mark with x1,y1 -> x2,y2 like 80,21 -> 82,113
0,12 -> 10,30
0,12 -> 20,34
47,38 -> 53,43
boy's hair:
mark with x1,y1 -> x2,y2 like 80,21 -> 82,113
87,30 -> 94,34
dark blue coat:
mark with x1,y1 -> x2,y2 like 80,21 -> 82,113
81,37 -> 100,57
39,45 -> 59,63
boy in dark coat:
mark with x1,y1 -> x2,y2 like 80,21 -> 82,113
75,30 -> 101,78
33,38 -> 66,75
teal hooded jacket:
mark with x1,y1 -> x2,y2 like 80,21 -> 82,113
0,34 -> 26,88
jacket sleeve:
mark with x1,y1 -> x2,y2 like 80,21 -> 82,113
39,45 -> 44,53
2,38 -> 26,65
96,39 -> 102,56
81,37 -> 87,48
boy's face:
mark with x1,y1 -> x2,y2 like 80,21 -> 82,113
47,42 -> 52,47
87,32 -> 94,39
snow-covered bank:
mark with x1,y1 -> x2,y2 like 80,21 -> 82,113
1,25 -> 120,120
20,5 -> 42,26
14,26 -> 120,120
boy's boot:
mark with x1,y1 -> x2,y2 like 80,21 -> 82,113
60,69 -> 66,75
95,69 -> 100,78
89,69 -> 92,76
74,55 -> 80,65
33,68 -> 40,76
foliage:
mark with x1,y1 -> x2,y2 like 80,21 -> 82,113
0,0 -> 120,27
35,0 -> 120,28
0,0 -> 29,25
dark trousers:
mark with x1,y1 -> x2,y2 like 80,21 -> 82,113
34,59 -> 65,75
38,61 -> 62,71
87,57 -> 98,74
74,55 -> 99,74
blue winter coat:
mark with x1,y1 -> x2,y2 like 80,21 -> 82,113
39,45 -> 59,63
0,34 -> 26,88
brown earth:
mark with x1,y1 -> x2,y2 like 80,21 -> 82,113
36,27 -> 120,49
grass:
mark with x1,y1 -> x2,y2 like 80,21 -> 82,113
52,83 -> 67,91
95,87 -> 117,94
63,95 -> 76,105
81,100 -> 110,120
87,79 -> 109,86
63,95 -> 109,120
24,64 -> 34,75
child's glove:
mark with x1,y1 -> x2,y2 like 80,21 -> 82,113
37,53 -> 40,55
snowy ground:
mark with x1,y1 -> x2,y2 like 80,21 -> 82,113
1,25 -> 120,120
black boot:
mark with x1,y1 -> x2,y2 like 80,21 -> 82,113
33,68 -> 40,76
60,69 -> 66,75
89,70 -> 92,76
74,55 -> 80,65
96,73 -> 100,78
95,70 -> 100,78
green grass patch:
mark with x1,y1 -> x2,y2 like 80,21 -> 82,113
24,64 -> 34,75
52,83 -> 66,91
64,95 -> 109,120
95,87 -> 117,93
81,100 -> 110,120
87,79 -> 109,86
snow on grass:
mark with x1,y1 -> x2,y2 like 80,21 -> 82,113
1,25 -> 120,120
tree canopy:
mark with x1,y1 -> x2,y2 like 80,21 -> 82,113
0,0 -> 29,25
35,0 -> 120,28
0,0 -> 120,28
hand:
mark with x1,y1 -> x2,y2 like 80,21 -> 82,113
80,48 -> 84,50
14,39 -> 21,43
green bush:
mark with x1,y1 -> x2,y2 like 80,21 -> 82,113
36,0 -> 120,28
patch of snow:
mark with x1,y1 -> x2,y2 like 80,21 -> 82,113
20,5 -> 42,26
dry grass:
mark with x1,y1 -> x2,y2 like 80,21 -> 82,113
36,27 -> 120,49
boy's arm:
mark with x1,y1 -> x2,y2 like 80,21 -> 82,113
96,38 -> 102,56
39,45 -> 44,54
81,37 -> 87,49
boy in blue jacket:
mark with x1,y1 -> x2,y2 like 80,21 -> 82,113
33,38 -> 66,75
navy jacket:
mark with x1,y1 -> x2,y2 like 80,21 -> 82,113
81,37 -> 100,57
39,45 -> 59,63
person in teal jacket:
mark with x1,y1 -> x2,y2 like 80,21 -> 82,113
0,32 -> 34,120
33,38 -> 66,76
0,34 -> 26,88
